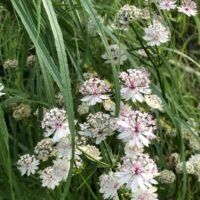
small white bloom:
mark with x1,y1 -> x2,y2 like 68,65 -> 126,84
79,112 -> 116,144
54,136 -> 72,159
120,68 -> 151,103
17,154 -> 39,176
115,153 -> 159,192
117,110 -> 157,148
143,20 -> 170,46
53,159 -> 70,181
99,173 -> 119,199
79,78 -> 111,106
132,187 -> 158,200
80,145 -> 102,161
77,103 -> 89,115
159,169 -> 176,184
159,0 -> 177,11
176,161 -> 195,174
34,138 -> 55,161
178,0 -> 197,16
145,94 -> 163,111
41,108 -> 70,142
40,167 -> 60,190
102,44 -> 127,65
0,83 -> 5,97
103,98 -> 115,112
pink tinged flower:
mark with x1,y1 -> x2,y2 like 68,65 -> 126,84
41,108 -> 70,142
117,110 -> 156,148
177,0 -> 197,16
132,187 -> 158,200
99,173 -> 119,199
119,68 -> 151,103
143,20 -> 170,46
115,153 -> 159,192
79,78 -> 111,106
159,0 -> 177,11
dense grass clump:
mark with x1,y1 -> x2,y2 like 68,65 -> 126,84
0,1 -> 200,200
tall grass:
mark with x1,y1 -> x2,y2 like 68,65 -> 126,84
0,0 -> 199,199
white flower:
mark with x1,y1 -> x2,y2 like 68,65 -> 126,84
117,110 -> 157,148
103,98 -> 115,112
3,59 -> 18,69
114,4 -> 142,30
159,169 -> 176,184
80,145 -> 102,161
120,68 -> 151,103
0,83 -> 5,97
17,154 -> 39,176
102,44 -> 127,65
55,92 -> 64,106
175,161 -> 195,174
79,112 -> 116,144
132,187 -> 158,200
145,94 -> 163,111
34,138 -> 55,161
99,173 -> 119,199
52,159 -> 70,181
54,136 -> 72,159
77,103 -> 89,115
143,20 -> 170,46
188,154 -> 200,178
115,153 -> 159,192
79,78 -> 111,106
159,0 -> 177,11
178,0 -> 197,16
40,167 -> 60,190
41,108 -> 70,142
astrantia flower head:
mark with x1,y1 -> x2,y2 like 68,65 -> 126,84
17,154 -> 39,176
80,144 -> 102,161
54,136 -> 72,159
0,82 -> 5,97
34,138 -> 55,161
143,20 -> 170,46
3,59 -> 18,69
41,108 -> 70,142
114,4 -> 142,29
178,0 -> 197,16
13,103 -> 32,120
145,94 -> 163,111
131,187 -> 158,200
159,169 -> 176,184
52,159 -> 70,181
99,173 -> 119,199
117,110 -> 157,148
159,0 -> 177,11
40,167 -> 60,190
79,78 -> 111,106
115,153 -> 159,192
79,112 -> 116,144
120,68 -> 151,103
102,44 -> 127,65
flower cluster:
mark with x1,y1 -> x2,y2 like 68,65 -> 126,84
102,44 -> 127,65
159,0 -> 197,16
79,78 -> 111,106
119,68 -> 151,102
143,20 -> 170,46
117,110 -> 157,148
41,108 -> 70,142
116,153 -> 159,192
17,107 -> 72,190
79,112 -> 116,144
